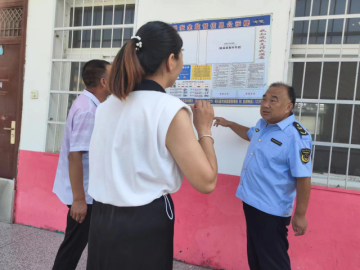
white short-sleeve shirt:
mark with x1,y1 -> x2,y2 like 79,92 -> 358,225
53,90 -> 99,205
88,80 -> 192,207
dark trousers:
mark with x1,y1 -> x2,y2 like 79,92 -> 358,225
87,197 -> 174,270
243,203 -> 291,270
53,204 -> 92,270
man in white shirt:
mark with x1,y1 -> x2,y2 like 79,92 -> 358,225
52,60 -> 111,270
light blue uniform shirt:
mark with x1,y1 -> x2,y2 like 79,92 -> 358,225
236,114 -> 312,217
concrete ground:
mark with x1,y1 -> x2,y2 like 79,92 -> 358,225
0,222 -> 208,270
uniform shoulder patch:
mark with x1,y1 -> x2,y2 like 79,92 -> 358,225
293,122 -> 309,136
301,148 -> 311,164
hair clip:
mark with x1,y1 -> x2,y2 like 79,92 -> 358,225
131,36 -> 142,50
131,36 -> 141,41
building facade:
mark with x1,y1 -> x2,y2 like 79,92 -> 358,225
0,0 -> 360,269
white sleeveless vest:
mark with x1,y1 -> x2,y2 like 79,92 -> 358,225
89,82 -> 191,207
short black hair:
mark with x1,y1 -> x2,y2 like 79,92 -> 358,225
81,59 -> 111,88
269,82 -> 296,108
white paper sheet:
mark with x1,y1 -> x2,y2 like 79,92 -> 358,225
179,31 -> 199,64
206,28 -> 256,64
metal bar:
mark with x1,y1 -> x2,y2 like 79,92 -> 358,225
134,0 -> 140,32
311,2 -> 330,142
325,9 -> 341,188
311,145 -> 316,178
110,0 -> 115,58
329,10 -> 336,44
345,147 -> 351,189
312,141 -> 360,149
327,146 -> 333,187
65,93 -> 70,126
283,0 -> 297,80
56,92 -> 66,126
48,121 -> 67,125
62,0 -> 66,28
315,17 -> 321,44
77,62 -> 81,92
335,66 -> 342,101
298,66 -> 306,123
313,64 -> 324,142
58,57 -> 64,95
292,39 -> 356,47
346,61 -> 359,187
56,0 -> 67,91
79,0 -> 85,57
327,59 -> 342,186
305,0 -> 313,58
339,0 -> 349,57
50,90 -> 83,94
52,58 -> 98,62
121,1 -> 127,47
53,94 -> 60,153
333,0 -> 339,16
301,10 -> 311,101
54,1 -> 67,153
358,32 -> 360,58
290,57 -> 360,62
293,13 -> 360,21
344,13 -> 351,44
44,0 -> 60,153
348,62 -> 359,142
297,98 -> 360,104
55,24 -> 136,31
347,0 -> 352,14
322,0 -> 332,57
70,0 -> 76,58
318,0 -> 324,16
63,61 -> 71,92
100,0 -> 105,57
299,62 -> 308,122
90,0 -> 95,58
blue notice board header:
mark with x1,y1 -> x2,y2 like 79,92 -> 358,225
180,99 -> 262,106
172,15 -> 271,32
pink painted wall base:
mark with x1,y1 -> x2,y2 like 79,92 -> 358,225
15,150 -> 360,269
15,151 -> 68,231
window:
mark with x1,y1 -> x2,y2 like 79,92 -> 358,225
68,4 -> 135,48
46,0 -> 136,153
0,8 -> 23,37
288,0 -> 360,190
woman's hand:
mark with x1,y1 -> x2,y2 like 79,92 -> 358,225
191,100 -> 214,136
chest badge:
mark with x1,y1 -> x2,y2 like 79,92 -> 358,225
271,138 -> 282,146
255,128 -> 260,132
301,148 -> 311,164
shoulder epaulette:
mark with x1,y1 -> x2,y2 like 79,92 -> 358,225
293,122 -> 309,136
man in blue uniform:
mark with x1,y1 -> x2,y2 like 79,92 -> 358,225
214,82 -> 312,270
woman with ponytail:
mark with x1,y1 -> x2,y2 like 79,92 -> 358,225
87,21 -> 218,270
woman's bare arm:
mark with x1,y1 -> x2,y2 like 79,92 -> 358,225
166,101 -> 218,194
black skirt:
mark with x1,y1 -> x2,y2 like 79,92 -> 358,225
86,195 -> 175,270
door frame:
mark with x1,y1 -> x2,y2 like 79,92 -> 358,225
0,0 -> 28,181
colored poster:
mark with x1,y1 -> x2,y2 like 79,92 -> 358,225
177,65 -> 191,80
167,14 -> 272,106
191,65 -> 212,80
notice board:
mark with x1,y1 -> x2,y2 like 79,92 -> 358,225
167,15 -> 271,106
